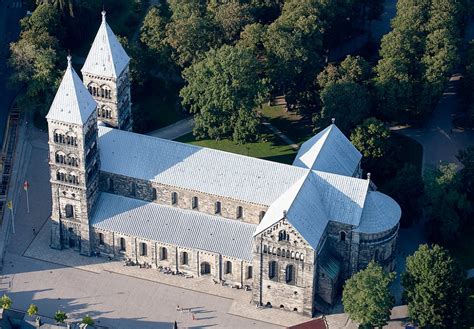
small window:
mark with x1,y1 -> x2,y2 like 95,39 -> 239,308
247,266 -> 253,279
139,242 -> 147,256
65,204 -> 74,218
171,192 -> 178,205
119,237 -> 126,251
182,251 -> 189,265
98,233 -> 104,245
152,188 -> 157,200
130,182 -> 136,196
236,206 -> 243,219
269,261 -> 277,280
160,247 -> 168,260
192,196 -> 198,209
263,245 -> 268,253
340,231 -> 346,242
285,265 -> 294,284
215,201 -> 221,214
225,261 -> 232,274
259,211 -> 266,221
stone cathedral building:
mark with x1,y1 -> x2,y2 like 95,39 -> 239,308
45,12 -> 401,316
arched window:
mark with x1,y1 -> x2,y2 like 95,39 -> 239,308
269,261 -> 278,280
152,188 -> 157,200
340,231 -> 346,242
247,266 -> 253,279
171,192 -> 178,205
98,233 -> 104,245
192,196 -> 198,209
130,182 -> 136,196
160,247 -> 168,260
139,242 -> 147,256
119,237 -> 126,251
65,204 -> 74,218
278,230 -> 287,241
285,265 -> 294,284
236,206 -> 243,219
201,262 -> 211,275
259,211 -> 266,221
181,251 -> 189,265
215,201 -> 221,214
225,261 -> 232,274
286,250 -> 291,258
263,245 -> 268,253
291,251 -> 295,259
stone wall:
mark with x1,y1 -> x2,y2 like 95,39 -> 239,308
90,228 -> 252,286
252,220 -> 315,316
98,171 -> 268,225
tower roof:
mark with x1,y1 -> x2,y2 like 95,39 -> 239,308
292,123 -> 362,176
46,56 -> 97,125
81,11 -> 130,79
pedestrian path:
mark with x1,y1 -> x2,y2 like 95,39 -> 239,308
262,120 -> 299,150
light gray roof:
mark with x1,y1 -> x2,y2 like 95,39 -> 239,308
91,193 -> 256,261
46,57 -> 97,125
293,124 -> 362,177
98,126 -> 308,206
314,171 -> 369,226
354,191 -> 401,233
81,11 -> 130,79
254,170 -> 370,249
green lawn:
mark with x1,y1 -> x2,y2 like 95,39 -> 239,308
175,132 -> 298,165
133,77 -> 187,133
261,104 -> 314,145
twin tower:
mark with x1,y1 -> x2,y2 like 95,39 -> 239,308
45,11 -> 132,254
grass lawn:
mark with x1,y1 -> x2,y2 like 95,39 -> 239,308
261,104 -> 314,145
175,131 -> 298,165
133,77 -> 187,133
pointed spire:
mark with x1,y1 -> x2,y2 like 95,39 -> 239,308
81,11 -> 130,78
46,57 -> 97,125
67,54 -> 72,69
331,118 -> 335,124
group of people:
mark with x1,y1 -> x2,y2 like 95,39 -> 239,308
176,305 -> 197,321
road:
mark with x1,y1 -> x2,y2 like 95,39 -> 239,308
0,0 -> 24,145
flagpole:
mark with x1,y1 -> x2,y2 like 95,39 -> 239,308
26,188 -> 30,213
10,207 -> 15,234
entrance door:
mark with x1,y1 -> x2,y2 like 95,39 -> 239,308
200,262 -> 211,275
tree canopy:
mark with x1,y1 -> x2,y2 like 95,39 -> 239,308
350,117 -> 390,159
180,45 -> 266,143
402,244 -> 466,328
342,261 -> 396,328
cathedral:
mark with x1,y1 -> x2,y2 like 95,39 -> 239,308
45,12 -> 401,317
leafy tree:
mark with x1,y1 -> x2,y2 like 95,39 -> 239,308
180,45 -> 265,143
458,146 -> 474,200
0,294 -> 12,309
263,0 -> 324,107
9,4 -> 62,117
402,244 -> 466,328
350,118 -> 390,158
382,164 -> 424,227
165,14 -> 219,67
54,310 -> 67,324
317,81 -> 369,133
82,315 -> 94,325
36,0 -> 77,18
27,304 -> 39,316
318,55 -> 371,89
342,261 -> 396,328
425,163 -> 471,244
236,23 -> 266,57
140,5 -> 170,55
211,1 -> 254,43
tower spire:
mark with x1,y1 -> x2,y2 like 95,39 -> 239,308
101,9 -> 106,23
67,52 -> 72,69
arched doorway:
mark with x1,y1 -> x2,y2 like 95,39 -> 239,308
200,262 -> 211,275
